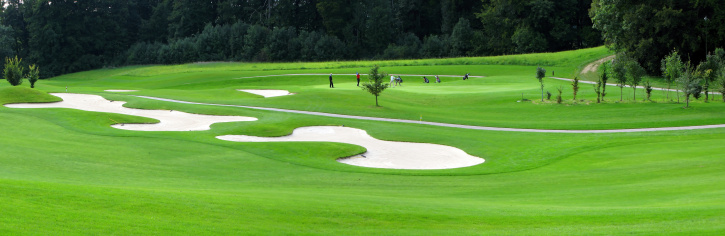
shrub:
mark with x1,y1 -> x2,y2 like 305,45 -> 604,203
556,86 -> 563,104
27,64 -> 40,88
3,56 -> 24,86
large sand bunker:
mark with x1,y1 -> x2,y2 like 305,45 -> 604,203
238,89 -> 292,98
218,126 -> 484,170
4,93 -> 257,131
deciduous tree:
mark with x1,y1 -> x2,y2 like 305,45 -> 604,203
661,50 -> 683,101
625,60 -> 645,101
361,65 -> 389,107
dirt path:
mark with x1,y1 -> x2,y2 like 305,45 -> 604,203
581,55 -> 616,74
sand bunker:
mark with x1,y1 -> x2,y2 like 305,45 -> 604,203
4,93 -> 257,131
238,89 -> 292,98
105,90 -> 139,92
218,126 -> 484,170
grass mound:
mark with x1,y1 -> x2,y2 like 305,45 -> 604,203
0,86 -> 62,105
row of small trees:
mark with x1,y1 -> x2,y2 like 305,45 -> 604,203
660,49 -> 725,108
539,48 -> 725,108
2,56 -> 40,88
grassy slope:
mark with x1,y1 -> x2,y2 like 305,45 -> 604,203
1,47 -> 725,234
37,46 -> 725,130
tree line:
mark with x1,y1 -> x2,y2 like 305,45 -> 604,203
590,0 -> 725,74
1,0 -> 602,77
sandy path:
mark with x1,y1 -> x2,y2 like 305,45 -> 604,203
581,55 -> 616,74
238,89 -> 292,98
4,93 -> 257,131
218,126 -> 484,170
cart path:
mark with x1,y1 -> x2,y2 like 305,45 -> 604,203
131,95 -> 725,133
235,73 -> 485,79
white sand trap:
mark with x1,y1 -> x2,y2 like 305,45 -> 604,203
105,90 -> 138,92
238,89 -> 292,98
5,93 -> 257,131
218,126 -> 484,170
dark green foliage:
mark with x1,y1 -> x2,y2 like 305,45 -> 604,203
383,33 -> 422,59
4,0 -> 602,74
422,35 -> 450,58
139,0 -> 172,43
450,17 -> 474,56
0,24 -> 14,72
364,0 -> 396,53
314,34 -> 346,61
267,27 -> 299,61
546,90 -> 552,100
27,64 -> 38,88
243,24 -> 270,61
3,56 -> 23,86
536,66 -> 546,101
477,0 -> 601,55
591,0 -> 725,73
168,0 -> 217,39
361,65 -> 389,106
512,26 -> 548,53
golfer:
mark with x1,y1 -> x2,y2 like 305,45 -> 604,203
356,72 -> 360,86
329,73 -> 334,88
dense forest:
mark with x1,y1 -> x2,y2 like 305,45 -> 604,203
0,0 -> 601,77
0,0 -> 721,77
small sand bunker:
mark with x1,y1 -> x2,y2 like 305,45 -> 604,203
218,126 -> 484,170
5,93 -> 257,131
105,90 -> 139,92
238,89 -> 292,98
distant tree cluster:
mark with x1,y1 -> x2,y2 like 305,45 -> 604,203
0,0 -> 602,77
590,0 -> 725,74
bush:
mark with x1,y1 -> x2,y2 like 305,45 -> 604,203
3,56 -> 24,86
556,86 -> 563,104
27,64 -> 40,88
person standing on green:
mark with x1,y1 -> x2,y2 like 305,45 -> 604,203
356,72 -> 360,86
329,73 -> 334,88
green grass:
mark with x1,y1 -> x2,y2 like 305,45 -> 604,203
2,46 -> 724,234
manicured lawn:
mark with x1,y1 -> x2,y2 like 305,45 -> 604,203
1,46 -> 724,234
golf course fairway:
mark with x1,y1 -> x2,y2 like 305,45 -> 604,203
1,47 -> 724,235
